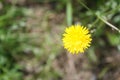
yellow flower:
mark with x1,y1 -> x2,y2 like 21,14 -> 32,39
62,25 -> 92,54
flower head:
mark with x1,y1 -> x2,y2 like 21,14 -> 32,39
62,24 -> 92,54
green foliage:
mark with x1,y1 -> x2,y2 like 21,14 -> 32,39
107,33 -> 120,46
0,1 -> 28,80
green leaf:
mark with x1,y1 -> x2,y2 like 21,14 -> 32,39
107,33 -> 120,46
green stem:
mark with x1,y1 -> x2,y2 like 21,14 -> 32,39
78,1 -> 120,33
97,15 -> 120,33
66,0 -> 72,26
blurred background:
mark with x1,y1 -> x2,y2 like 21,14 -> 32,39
0,0 -> 120,80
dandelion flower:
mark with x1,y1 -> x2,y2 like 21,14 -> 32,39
62,25 -> 92,54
